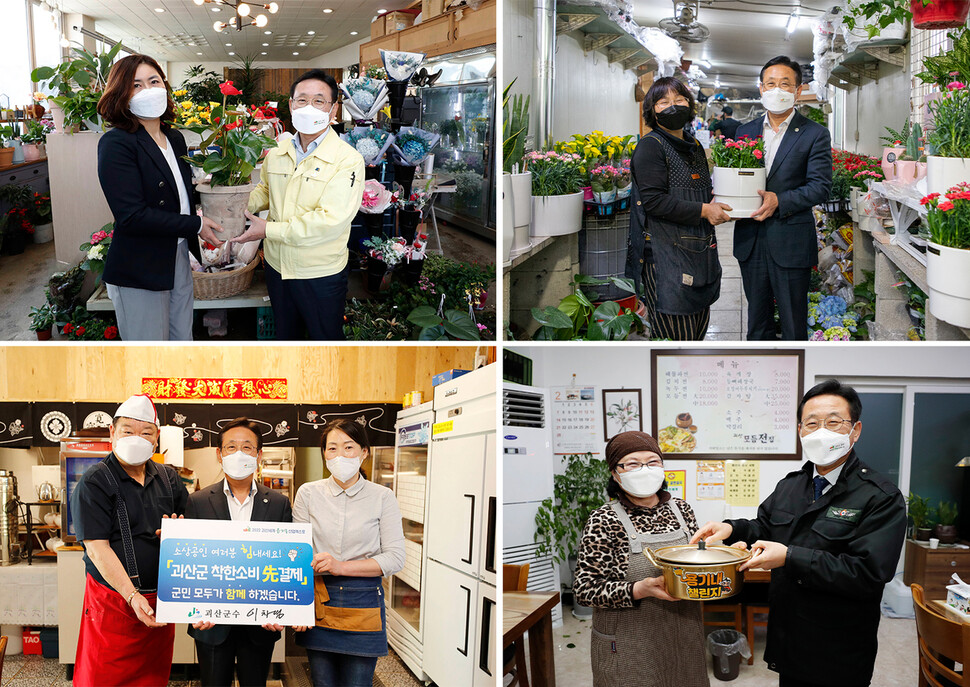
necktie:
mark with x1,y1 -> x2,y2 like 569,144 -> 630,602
813,475 -> 829,501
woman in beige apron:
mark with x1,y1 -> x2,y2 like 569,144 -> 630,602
574,431 -> 709,687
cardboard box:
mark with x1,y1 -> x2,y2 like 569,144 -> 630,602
422,0 -> 446,19
432,369 -> 471,386
385,11 -> 416,33
370,15 -> 386,40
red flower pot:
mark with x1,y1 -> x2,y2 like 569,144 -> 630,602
911,0 -> 970,29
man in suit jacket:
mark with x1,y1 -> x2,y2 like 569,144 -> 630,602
734,56 -> 832,340
186,417 -> 292,687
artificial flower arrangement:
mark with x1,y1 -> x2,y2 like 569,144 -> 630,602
341,126 -> 395,166
79,224 -> 113,282
523,150 -> 585,196
360,179 -> 396,215
390,127 -> 440,167
710,135 -> 765,168
920,183 -> 970,249
380,49 -> 426,82
340,78 -> 389,122
179,80 -> 278,187
807,292 -> 861,341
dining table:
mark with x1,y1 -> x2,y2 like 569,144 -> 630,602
503,590 -> 560,687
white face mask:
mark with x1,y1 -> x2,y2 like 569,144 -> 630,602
800,426 -> 855,467
617,465 -> 666,498
129,87 -> 169,120
761,87 -> 796,115
221,450 -> 257,480
327,456 -> 362,483
114,435 -> 155,466
291,104 -> 333,135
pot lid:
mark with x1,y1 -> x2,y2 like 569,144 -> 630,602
652,542 -> 750,565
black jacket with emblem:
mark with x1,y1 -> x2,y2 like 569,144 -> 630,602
724,451 -> 906,686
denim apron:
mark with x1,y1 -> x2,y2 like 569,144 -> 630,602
296,574 -> 388,657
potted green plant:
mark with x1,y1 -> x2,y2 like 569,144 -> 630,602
534,452 -> 612,616
907,492 -> 934,541
844,0 -> 970,33
711,136 -> 767,218
0,124 -> 16,167
30,191 -> 53,244
894,123 -> 927,183
29,301 -> 55,340
918,183 -> 970,327
935,501 -> 959,544
531,274 -> 647,340
925,81 -> 970,195
524,150 -> 585,237
503,80 -> 532,257
20,119 -> 51,161
406,305 -> 482,340
31,43 -> 121,133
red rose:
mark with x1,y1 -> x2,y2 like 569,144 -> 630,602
105,326 -> 118,340
220,81 -> 243,96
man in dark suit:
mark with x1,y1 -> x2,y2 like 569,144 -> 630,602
185,417 -> 292,687
734,56 -> 832,340
710,105 -> 741,139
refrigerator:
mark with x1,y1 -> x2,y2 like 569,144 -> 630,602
419,51 -> 496,240
385,402 -> 434,682
424,365 -> 497,687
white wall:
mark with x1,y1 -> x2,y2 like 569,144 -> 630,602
508,344 -> 970,529
504,0 -> 640,144
839,61 -> 910,157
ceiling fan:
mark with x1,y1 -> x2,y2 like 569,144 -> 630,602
658,1 -> 711,44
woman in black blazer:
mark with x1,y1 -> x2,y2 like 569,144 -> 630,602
96,54 -> 223,340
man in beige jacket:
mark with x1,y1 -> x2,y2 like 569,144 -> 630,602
232,69 -> 364,340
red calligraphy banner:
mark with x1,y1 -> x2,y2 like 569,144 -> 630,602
141,378 -> 288,400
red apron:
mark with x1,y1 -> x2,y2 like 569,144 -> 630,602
74,574 -> 175,687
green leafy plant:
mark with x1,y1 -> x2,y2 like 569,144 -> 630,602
907,492 -> 933,532
178,65 -> 224,105
852,269 -> 877,339
20,119 -> 51,144
880,119 -> 911,148
532,275 -> 645,340
420,254 -> 494,312
47,266 -> 86,325
842,0 -> 916,38
61,306 -> 119,340
227,55 -> 265,107
31,43 -> 122,130
710,136 -> 765,168
898,122 -> 926,162
916,29 -> 970,89
534,452 -> 611,564
927,84 -> 970,158
407,305 -> 482,340
938,501 -> 959,526
0,124 -> 17,141
920,182 -> 970,248
503,78 -> 530,174
804,107 -> 826,126
28,301 -> 55,333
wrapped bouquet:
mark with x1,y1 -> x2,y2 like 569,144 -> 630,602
342,126 -> 395,166
360,179 -> 396,214
380,49 -> 426,82
339,77 -> 389,121
390,127 -> 440,166
363,235 -> 409,268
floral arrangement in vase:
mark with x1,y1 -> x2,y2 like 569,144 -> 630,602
341,127 -> 395,166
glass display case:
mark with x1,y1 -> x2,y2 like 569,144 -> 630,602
419,52 -> 496,240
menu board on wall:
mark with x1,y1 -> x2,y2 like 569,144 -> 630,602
650,350 -> 804,460
550,386 -> 600,455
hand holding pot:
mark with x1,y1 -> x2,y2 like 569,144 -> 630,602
701,202 -> 733,226
690,521 -> 734,546
750,190 -> 779,221
229,211 -> 268,245
740,540 -> 788,571
200,217 -> 225,247
632,574 -> 679,602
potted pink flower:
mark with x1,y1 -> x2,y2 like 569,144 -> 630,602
919,184 -> 970,327
711,136 -> 766,219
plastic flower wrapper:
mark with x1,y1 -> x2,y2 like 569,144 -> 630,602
360,179 -> 395,214
380,49 -> 426,82
393,178 -> 432,214
390,126 -> 440,166
363,235 -> 408,267
404,233 -> 429,262
341,126 -> 395,166
339,78 -> 388,121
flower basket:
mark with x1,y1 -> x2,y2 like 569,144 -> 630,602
712,167 -> 766,218
192,251 -> 261,300
911,0 -> 970,29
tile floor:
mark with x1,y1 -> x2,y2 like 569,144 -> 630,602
706,222 -> 748,342
543,604 -> 918,686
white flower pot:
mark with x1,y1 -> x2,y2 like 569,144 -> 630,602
712,166 -> 766,218
850,188 -> 861,222
926,156 -> 970,196
49,102 -> 66,134
592,189 -> 616,203
616,183 -> 632,199
33,222 -> 53,244
502,172 -> 514,263
531,192 -> 584,237
510,171 -> 532,229
926,241 -> 970,328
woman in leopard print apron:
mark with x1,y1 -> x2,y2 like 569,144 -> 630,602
574,431 -> 709,687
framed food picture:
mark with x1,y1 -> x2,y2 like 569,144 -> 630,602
602,389 -> 643,441
650,349 -> 804,460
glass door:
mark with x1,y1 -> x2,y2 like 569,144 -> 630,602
391,443 -> 428,633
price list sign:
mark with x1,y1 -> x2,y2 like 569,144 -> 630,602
650,350 -> 804,459
551,386 -> 600,455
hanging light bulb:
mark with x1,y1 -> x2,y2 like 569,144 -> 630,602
267,2 -> 279,13
229,15 -> 237,24
254,14 -> 268,27
237,3 -> 251,16
213,20 -> 226,31
193,0 -> 205,5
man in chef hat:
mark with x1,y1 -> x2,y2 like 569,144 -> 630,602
71,393 -> 188,687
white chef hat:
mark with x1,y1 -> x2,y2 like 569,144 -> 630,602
114,394 -> 159,426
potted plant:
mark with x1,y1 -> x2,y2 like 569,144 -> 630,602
30,192 -> 53,244
0,184 -> 37,254
919,183 -> 970,327
534,452 -> 612,616
894,123 -> 927,184
907,492 -> 935,541
503,79 -> 532,257
79,224 -> 114,283
589,164 -> 618,206
524,150 -> 585,237
0,125 -> 16,167
407,304 -> 482,340
879,121 -> 911,182
29,301 -> 55,340
844,0 -> 970,32
31,44 -> 121,133
181,80 -> 278,241
935,501 -> 959,544
531,274 -> 647,340
925,80 -> 970,195
711,135 -> 766,218
20,119 -> 51,161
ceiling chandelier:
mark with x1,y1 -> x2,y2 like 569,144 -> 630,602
192,0 -> 280,33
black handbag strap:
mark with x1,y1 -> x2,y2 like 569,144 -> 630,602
94,458 -> 142,590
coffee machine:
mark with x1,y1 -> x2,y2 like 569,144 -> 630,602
0,469 -> 21,565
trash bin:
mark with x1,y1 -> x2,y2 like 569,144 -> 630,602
707,629 -> 751,681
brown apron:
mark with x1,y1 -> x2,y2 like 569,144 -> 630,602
590,500 -> 710,687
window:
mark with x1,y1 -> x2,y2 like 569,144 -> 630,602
31,0 -> 64,95
910,27 -> 951,128
0,0 -> 31,109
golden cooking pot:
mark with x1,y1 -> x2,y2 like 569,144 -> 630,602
643,541 -> 751,601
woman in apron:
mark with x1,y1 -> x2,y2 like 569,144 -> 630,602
574,431 -> 709,687
291,419 -> 406,687
631,76 -> 733,340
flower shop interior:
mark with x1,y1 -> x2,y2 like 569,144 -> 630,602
502,0 -> 970,342
502,343 -> 970,686
0,343 -> 498,687
0,0 -> 497,342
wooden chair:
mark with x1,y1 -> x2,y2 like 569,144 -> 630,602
503,564 -> 531,687
912,583 -> 970,687
701,600 -> 743,634
0,635 -> 7,678
744,604 -> 770,666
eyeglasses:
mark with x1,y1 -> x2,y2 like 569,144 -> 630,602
800,417 -> 852,432
615,460 -> 663,472
763,81 -> 796,90
291,97 -> 334,110
222,443 -> 258,455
